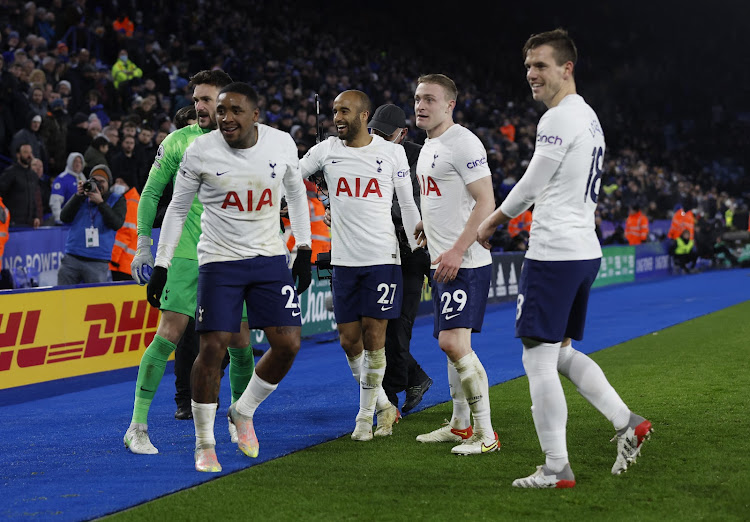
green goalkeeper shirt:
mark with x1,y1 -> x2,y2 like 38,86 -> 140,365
137,123 -> 208,260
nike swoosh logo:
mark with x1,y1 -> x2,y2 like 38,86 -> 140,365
450,426 -> 473,439
292,310 -> 301,317
482,439 -> 499,453
381,306 -> 393,311
216,171 -> 229,176
445,313 -> 460,320
331,160 -> 339,163
140,386 -> 155,393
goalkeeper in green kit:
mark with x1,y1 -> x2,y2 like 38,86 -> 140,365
124,70 -> 255,454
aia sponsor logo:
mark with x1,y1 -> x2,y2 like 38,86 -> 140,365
418,174 -> 441,197
0,301 -> 159,373
222,189 -> 274,211
335,177 -> 382,198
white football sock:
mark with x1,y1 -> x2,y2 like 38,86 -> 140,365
191,400 -> 217,449
454,350 -> 493,436
558,343 -> 631,430
447,356 -> 471,429
347,350 -> 391,412
357,348 -> 386,423
522,342 -> 568,473
235,371 -> 278,418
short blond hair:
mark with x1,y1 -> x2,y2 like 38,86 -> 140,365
417,74 -> 457,101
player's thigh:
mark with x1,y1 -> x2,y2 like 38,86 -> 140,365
515,259 -> 588,343
196,260 -> 247,334
430,265 -> 491,339
162,257 -> 199,317
564,258 -> 601,341
243,256 -> 302,330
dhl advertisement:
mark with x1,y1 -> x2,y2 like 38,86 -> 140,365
0,285 -> 161,389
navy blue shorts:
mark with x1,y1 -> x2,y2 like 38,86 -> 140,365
332,264 -> 403,324
515,258 -> 601,342
430,264 -> 491,339
196,256 -> 301,333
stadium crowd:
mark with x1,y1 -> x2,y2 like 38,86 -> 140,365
0,0 -> 747,280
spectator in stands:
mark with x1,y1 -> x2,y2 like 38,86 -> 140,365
86,89 -> 110,127
109,174 -> 140,281
671,229 -> 697,274
30,157 -> 52,223
84,135 -> 110,171
66,112 -> 90,154
111,50 -> 143,110
0,196 -> 9,271
135,127 -> 156,189
28,86 -> 47,119
603,224 -> 629,245
173,105 -> 197,129
11,114 -> 47,168
508,209 -> 532,238
624,204 -> 649,245
0,143 -> 41,228
57,164 -> 126,285
40,98 -> 69,173
50,152 -> 86,224
668,205 -> 695,241
109,134 -> 141,192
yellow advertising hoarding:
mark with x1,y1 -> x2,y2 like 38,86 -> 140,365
0,284 -> 162,389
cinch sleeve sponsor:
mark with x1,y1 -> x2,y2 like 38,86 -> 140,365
531,109 -> 573,163
452,131 -> 491,185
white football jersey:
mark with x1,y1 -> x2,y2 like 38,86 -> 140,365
299,135 -> 418,267
417,124 -> 492,269
506,94 -> 604,261
156,124 -> 311,266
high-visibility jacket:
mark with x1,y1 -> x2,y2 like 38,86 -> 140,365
625,211 -> 649,245
0,196 -> 9,270
111,59 -> 143,89
508,210 -> 532,237
283,183 -> 330,263
109,188 -> 140,276
674,236 -> 694,255
668,209 -> 694,240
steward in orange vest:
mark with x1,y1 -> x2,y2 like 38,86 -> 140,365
0,196 -> 9,269
668,207 -> 695,241
508,210 -> 532,237
283,180 -> 330,263
625,205 -> 649,245
110,184 -> 140,280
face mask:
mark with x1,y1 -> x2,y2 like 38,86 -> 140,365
111,184 -> 127,196
119,55 -> 128,63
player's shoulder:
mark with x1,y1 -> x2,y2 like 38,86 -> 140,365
542,95 -> 595,123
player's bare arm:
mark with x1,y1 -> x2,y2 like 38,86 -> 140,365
433,176 -> 494,282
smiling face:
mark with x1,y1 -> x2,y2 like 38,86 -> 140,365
332,91 -> 369,144
216,91 -> 260,148
524,44 -> 574,108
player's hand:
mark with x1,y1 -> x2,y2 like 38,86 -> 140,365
146,266 -> 168,308
323,207 -> 331,227
292,247 -> 312,294
131,236 -> 155,285
477,217 -> 496,250
433,247 -> 463,283
414,221 -> 427,248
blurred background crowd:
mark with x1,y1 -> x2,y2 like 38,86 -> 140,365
0,0 -> 747,275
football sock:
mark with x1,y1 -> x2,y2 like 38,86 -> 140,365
357,348 -> 386,423
522,342 -> 569,473
558,343 -> 631,431
347,351 -> 391,412
131,335 -> 176,425
228,344 -> 255,403
454,350 -> 493,435
447,356 -> 471,429
192,400 -> 217,449
235,371 -> 278,418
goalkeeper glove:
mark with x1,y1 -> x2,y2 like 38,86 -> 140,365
131,235 -> 154,285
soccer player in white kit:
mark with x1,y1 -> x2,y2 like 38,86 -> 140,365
149,82 -> 313,472
413,74 -> 499,456
299,90 -> 421,441
477,29 -> 652,487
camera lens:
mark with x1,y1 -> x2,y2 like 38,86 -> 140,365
83,180 -> 94,192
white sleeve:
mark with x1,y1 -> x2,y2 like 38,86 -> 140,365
499,154 -> 561,218
393,147 -> 420,250
283,141 -> 312,247
298,141 -> 324,180
453,132 -> 491,185
155,148 -> 202,268
49,193 -> 63,221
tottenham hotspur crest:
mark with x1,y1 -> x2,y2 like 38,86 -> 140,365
431,153 -> 439,168
198,306 -> 204,322
269,161 -> 277,178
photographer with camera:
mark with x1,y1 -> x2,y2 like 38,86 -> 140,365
57,164 -> 127,285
